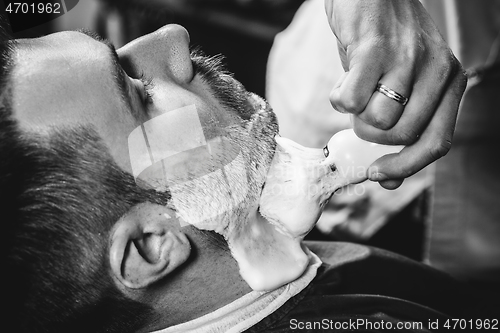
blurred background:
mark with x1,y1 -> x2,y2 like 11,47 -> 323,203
11,0 -> 307,97
7,0 -> 500,299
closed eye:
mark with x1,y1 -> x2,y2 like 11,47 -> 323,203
131,73 -> 155,105
139,74 -> 154,104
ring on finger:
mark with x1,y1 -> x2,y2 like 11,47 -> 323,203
376,83 -> 409,106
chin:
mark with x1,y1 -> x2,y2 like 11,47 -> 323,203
225,93 -> 318,292
216,91 -> 279,235
166,92 -> 278,236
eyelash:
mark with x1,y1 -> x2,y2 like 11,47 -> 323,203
138,73 -> 154,104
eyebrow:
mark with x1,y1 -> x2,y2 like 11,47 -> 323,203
78,29 -> 133,113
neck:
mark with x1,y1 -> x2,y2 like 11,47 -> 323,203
139,226 -> 252,331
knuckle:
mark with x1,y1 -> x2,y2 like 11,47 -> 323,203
459,71 -> 468,90
433,50 -> 467,94
362,37 -> 387,53
402,38 -> 422,66
436,49 -> 460,80
436,58 -> 453,80
329,91 -> 344,113
336,94 -> 365,114
405,51 -> 419,68
454,66 -> 468,92
429,138 -> 452,160
395,31 -> 426,67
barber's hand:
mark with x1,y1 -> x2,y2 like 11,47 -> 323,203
325,0 -> 467,189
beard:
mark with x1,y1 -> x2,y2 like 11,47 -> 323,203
164,50 -> 278,239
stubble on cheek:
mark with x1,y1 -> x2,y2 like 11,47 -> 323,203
165,128 -> 263,236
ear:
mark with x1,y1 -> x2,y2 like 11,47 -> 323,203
109,203 -> 191,289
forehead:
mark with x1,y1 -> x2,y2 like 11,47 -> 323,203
11,31 -> 119,130
15,30 -> 109,69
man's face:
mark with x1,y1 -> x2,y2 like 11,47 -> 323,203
11,24 -> 278,234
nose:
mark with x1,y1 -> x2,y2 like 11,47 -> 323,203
118,24 -> 193,84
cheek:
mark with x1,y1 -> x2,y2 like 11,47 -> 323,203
96,107 -> 142,175
165,150 -> 251,234
154,132 -> 260,234
128,110 -> 241,186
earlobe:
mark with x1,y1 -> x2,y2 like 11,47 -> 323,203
109,203 -> 191,289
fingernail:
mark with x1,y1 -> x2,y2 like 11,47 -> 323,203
369,172 -> 387,181
335,106 -> 348,114
368,167 -> 387,181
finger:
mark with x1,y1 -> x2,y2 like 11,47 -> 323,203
329,44 -> 383,115
330,72 -> 349,113
378,179 -> 404,190
368,69 -> 467,181
351,59 -> 453,146
358,67 -> 414,130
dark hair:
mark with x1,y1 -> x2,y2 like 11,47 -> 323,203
0,11 -> 12,42
1,38 -> 170,333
